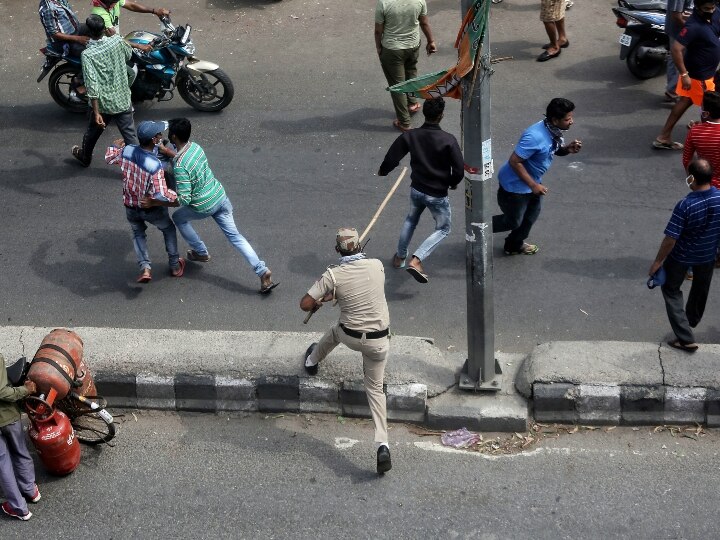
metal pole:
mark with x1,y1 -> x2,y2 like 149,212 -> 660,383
459,0 -> 501,391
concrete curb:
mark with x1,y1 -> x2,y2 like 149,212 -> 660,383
518,341 -> 720,427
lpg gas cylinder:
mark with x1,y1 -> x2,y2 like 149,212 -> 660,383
26,396 -> 80,475
27,329 -> 84,400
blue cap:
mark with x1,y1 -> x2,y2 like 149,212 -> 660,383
647,267 -> 666,289
137,120 -> 168,143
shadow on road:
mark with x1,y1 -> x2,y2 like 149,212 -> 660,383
261,107 -> 396,135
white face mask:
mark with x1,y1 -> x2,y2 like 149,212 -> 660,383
686,174 -> 695,188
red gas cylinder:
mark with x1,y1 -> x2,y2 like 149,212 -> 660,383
27,329 -> 85,400
26,393 -> 81,476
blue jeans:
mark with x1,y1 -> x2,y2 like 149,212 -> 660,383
172,196 -> 268,277
125,206 -> 179,271
397,187 -> 452,261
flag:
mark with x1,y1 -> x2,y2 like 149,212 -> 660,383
388,0 -> 490,100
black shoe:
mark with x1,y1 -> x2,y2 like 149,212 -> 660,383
377,445 -> 392,474
304,343 -> 318,375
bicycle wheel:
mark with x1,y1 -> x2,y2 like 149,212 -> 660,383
71,413 -> 116,445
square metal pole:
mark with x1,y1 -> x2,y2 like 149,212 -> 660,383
458,0 -> 502,391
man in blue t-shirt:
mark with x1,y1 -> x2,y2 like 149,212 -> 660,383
492,98 -> 582,255
649,159 -> 720,352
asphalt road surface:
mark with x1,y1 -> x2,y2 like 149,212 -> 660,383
2,0 -> 718,355
9,411 -> 720,538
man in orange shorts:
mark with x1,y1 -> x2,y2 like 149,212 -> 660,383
654,0 -> 720,150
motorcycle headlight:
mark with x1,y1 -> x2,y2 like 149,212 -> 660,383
184,43 -> 196,55
180,24 -> 192,45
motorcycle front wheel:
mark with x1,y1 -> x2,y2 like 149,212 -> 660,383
626,40 -> 666,80
177,68 -> 234,112
48,64 -> 88,113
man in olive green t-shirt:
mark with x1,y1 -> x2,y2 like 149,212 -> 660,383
374,0 -> 436,131
91,0 -> 169,36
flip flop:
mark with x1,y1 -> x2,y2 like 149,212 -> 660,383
171,257 -> 186,277
537,49 -> 561,62
542,41 -> 569,50
408,103 -> 421,114
136,269 -> 152,283
667,339 -> 698,353
406,266 -> 429,284
652,139 -> 683,150
392,255 -> 406,269
393,119 -> 411,132
259,281 -> 279,294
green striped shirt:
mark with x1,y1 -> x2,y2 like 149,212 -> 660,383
173,142 -> 226,213
81,35 -> 132,114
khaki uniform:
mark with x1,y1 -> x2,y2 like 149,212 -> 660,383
307,258 -> 390,443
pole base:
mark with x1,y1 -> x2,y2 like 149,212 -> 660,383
458,358 -> 503,392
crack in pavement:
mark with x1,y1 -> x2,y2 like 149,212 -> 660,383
657,342 -> 666,385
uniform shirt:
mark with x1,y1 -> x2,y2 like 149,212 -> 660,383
307,259 -> 390,332
378,123 -> 464,198
0,361 -> 29,428
682,121 -> 720,189
676,9 -> 720,80
81,35 -> 133,114
375,0 -> 427,50
38,0 -> 80,43
106,144 -> 177,208
665,187 -> 720,265
498,120 -> 557,194
91,0 -> 125,34
173,142 -> 227,213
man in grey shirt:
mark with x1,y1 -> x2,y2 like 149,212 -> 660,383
665,0 -> 693,102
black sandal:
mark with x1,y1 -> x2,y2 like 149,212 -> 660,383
667,339 -> 699,353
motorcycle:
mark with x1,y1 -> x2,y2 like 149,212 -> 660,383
612,1 -> 669,80
37,16 -> 234,113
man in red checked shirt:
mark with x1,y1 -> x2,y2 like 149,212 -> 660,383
105,120 -> 185,283
684,91 -> 720,189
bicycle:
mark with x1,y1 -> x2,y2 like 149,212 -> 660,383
8,356 -> 116,445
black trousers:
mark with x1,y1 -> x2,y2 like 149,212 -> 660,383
492,186 -> 543,252
661,257 -> 714,344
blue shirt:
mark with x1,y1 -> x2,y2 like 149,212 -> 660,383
38,0 -> 80,43
498,120 -> 558,194
665,187 -> 720,265
677,9 -> 720,80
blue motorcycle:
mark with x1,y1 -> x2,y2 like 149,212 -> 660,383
38,17 -> 234,113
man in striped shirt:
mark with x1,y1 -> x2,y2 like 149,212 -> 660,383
683,91 -> 720,189
106,120 -> 184,283
71,14 -> 137,167
143,118 -> 278,294
649,159 -> 720,352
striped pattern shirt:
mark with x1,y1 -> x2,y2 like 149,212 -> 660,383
81,35 -> 132,114
173,142 -> 226,213
683,121 -> 720,189
106,145 -> 177,208
665,187 -> 720,265
39,0 -> 80,42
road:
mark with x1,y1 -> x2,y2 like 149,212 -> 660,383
1,0 -> 718,355
8,410 -> 719,538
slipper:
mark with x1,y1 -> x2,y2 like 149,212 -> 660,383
542,41 -> 569,50
136,269 -> 152,283
406,266 -> 429,284
71,145 -> 89,167
393,119 -> 411,132
652,139 -> 683,150
171,257 -> 185,277
408,102 -> 421,114
392,254 -> 406,269
667,339 -> 698,353
537,49 -> 561,62
259,281 -> 279,294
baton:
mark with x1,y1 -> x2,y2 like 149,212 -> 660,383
303,166 -> 408,324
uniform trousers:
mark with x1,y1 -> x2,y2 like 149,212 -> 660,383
309,324 -> 389,443
0,420 -> 35,515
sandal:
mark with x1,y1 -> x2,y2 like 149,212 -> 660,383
393,119 -> 411,132
667,339 -> 698,353
171,257 -> 185,277
136,269 -> 152,283
392,254 -> 406,269
259,270 -> 279,294
505,243 -> 539,256
542,41 -> 569,50
406,266 -> 429,284
652,139 -> 683,150
71,145 -> 89,167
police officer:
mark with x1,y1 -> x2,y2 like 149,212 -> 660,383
299,227 -> 392,474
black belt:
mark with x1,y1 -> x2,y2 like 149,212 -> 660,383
340,324 -> 389,339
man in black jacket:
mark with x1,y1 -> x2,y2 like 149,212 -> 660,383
378,98 -> 463,283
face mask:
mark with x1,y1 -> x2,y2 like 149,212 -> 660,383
698,8 -> 714,22
686,174 -> 695,188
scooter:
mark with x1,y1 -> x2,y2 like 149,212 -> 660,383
612,5 -> 669,79
38,16 -> 234,113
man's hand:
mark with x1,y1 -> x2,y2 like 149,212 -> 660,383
681,73 -> 692,91
531,183 -> 548,196
76,35 -> 91,45
113,138 -> 125,148
567,140 -> 582,153
155,7 -> 170,17
648,260 -> 663,277
94,112 -> 106,128
140,196 -> 155,208
24,380 -> 37,394
137,43 -> 153,53
426,40 -> 437,55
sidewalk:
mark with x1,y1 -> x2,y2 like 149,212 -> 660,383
3,327 -> 718,431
